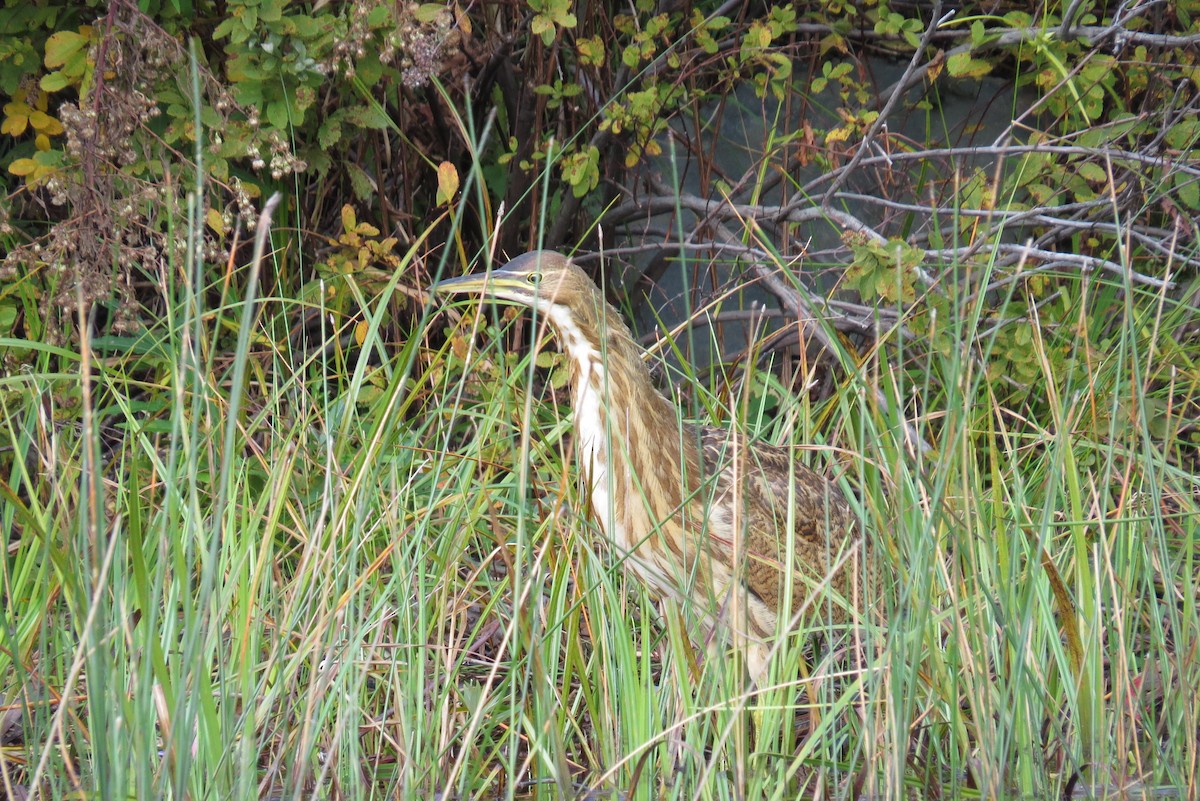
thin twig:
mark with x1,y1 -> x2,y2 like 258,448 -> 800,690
820,1 -> 951,207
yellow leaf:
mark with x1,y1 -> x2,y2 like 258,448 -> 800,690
341,204 -> 357,233
926,49 -> 945,82
30,111 -> 63,135
577,36 -> 604,66
207,208 -> 227,236
436,161 -> 459,206
819,32 -> 848,55
35,133 -> 50,151
8,158 -> 38,176
355,320 -> 370,346
825,126 -> 852,144
455,3 -> 472,35
1,113 -> 28,136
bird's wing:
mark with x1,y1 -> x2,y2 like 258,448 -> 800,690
698,428 -> 857,622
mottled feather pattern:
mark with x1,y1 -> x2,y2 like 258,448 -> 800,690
698,430 -> 864,632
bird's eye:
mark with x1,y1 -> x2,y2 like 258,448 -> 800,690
526,274 -> 541,285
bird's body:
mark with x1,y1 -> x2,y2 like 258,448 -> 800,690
436,251 -> 868,682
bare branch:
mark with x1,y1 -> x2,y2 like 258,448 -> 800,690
821,1 -> 950,206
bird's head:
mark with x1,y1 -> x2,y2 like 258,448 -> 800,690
434,249 -> 649,382
432,250 -> 601,320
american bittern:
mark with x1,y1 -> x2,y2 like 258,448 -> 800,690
435,251 -> 868,683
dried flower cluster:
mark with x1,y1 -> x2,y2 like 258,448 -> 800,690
58,90 -> 158,169
1,5 -> 307,345
328,0 -> 457,88
2,20 -> 166,341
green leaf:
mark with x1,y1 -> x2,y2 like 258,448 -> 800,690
303,148 -> 332,175
44,30 -> 87,69
228,56 -> 264,83
1175,172 -> 1200,211
345,161 -> 376,200
1026,182 -> 1055,204
946,51 -> 992,79
39,71 -> 69,91
970,19 -> 986,47
561,145 -> 599,198
0,302 -> 18,334
531,14 -> 555,44
212,17 -> 239,40
290,15 -> 324,38
348,5 -> 381,27
1076,161 -> 1107,184
355,49 -> 385,87
1165,117 -> 1199,150
229,20 -> 253,44
415,4 -> 445,23
259,0 -> 283,23
233,80 -> 263,105
266,99 -> 291,129
318,112 -> 343,149
199,106 -> 222,128
344,104 -> 390,130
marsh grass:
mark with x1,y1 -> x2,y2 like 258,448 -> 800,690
3,197 -> 1197,799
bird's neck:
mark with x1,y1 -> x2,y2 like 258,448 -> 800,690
545,299 -> 700,539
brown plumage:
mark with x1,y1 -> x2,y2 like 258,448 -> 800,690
435,250 -> 869,682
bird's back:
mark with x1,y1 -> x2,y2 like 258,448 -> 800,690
698,427 -> 864,626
